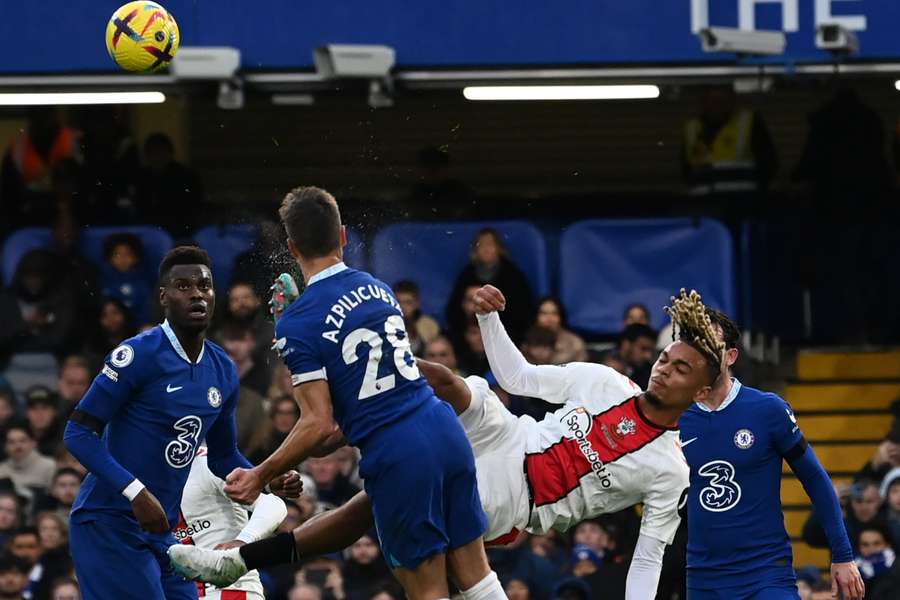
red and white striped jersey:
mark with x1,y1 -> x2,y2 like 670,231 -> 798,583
522,362 -> 689,543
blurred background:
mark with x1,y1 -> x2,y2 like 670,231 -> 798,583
0,2 -> 899,599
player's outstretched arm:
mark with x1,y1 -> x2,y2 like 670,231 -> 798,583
624,534 -> 666,600
212,493 -> 289,551
474,285 -> 572,403
225,380 -> 338,504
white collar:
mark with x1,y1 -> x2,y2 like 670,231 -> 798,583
307,262 -> 348,286
695,378 -> 741,412
161,320 -> 205,365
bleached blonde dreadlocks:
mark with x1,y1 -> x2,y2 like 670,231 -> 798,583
664,289 -> 726,383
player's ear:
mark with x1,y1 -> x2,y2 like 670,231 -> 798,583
339,225 -> 347,249
726,347 -> 739,368
694,384 -> 712,404
159,285 -> 168,309
287,238 -> 301,260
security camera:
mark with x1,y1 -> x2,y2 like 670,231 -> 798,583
172,47 -> 241,80
698,27 -> 786,56
816,24 -> 859,55
314,45 -> 395,79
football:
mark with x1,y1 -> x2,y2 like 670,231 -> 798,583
105,1 -> 180,72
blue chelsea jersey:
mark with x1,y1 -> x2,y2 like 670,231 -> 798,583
275,264 -> 433,447
679,380 -> 804,590
71,321 -> 241,525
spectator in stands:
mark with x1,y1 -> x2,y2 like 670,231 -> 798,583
135,133 -> 205,237
232,220 -> 295,300
50,579 -> 80,600
0,554 -> 30,600
504,577 -> 531,600
0,392 -> 16,462
623,303 -> 651,328
1,108 -> 80,231
77,105 -> 141,226
34,512 -> 72,599
858,423 -> 900,484
456,319 -> 490,377
0,493 -> 22,549
341,533 -> 391,600
804,479 -> 886,551
55,357 -> 90,419
369,582 -> 405,600
550,577 -> 591,600
33,469 -> 81,527
9,527 -> 42,599
287,583 -> 322,600
423,336 -> 460,374
0,249 -> 77,365
249,397 -> 298,465
604,323 -> 657,389
521,326 -> 558,367
99,233 -> 152,325
446,229 -> 534,344
215,281 -> 275,379
220,321 -> 270,398
305,454 -> 360,509
51,449 -> 84,479
854,524 -> 895,595
534,297 -> 587,364
48,210 -> 100,348
393,281 -> 440,357
297,556 -> 344,600
23,387 -> 63,458
794,87 -> 893,207
682,85 -> 778,195
83,299 -> 137,365
267,364 -> 294,402
881,468 -> 900,555
407,145 -> 475,210
488,534 -> 564,600
0,425 -> 56,496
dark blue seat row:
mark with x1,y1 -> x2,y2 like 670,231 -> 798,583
1,219 -> 734,335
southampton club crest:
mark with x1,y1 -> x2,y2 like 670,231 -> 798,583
616,416 -> 637,437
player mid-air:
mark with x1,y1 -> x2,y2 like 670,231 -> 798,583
170,285 -> 728,600
172,187 -> 502,600
679,309 -> 865,600
176,446 -> 289,600
64,246 -> 298,600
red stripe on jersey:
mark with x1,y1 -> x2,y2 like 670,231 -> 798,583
486,528 -> 521,547
221,591 -> 247,600
525,396 -> 667,507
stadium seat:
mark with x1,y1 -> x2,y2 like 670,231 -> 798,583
194,224 -> 259,291
1,228 -> 53,287
1,353 -> 58,408
371,221 -> 548,325
559,219 -> 735,335
79,226 -> 174,274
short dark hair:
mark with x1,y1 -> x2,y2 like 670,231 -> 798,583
706,309 -> 741,350
393,280 -> 420,297
103,233 -> 143,262
12,526 -> 38,540
620,323 -> 657,344
52,468 -> 82,484
278,186 -> 342,259
5,422 -> 34,441
0,553 -> 29,575
856,523 -> 892,549
158,245 -> 212,283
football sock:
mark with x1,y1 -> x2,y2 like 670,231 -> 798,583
460,571 -> 505,600
239,531 -> 298,570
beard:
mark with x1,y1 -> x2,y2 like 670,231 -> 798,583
643,390 -> 664,407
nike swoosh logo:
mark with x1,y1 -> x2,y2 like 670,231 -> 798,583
166,384 -> 183,393
680,437 -> 699,447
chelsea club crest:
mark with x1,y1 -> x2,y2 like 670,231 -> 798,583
207,387 -> 222,408
733,428 -> 755,450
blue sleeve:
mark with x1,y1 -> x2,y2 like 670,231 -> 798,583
788,445 -> 854,563
205,374 -> 253,479
276,314 -> 326,385
63,345 -> 143,492
765,393 -> 804,456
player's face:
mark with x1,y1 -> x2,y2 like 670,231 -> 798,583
160,265 -> 215,332
647,342 -> 712,408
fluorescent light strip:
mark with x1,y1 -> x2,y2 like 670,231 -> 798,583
0,91 -> 166,106
463,85 -> 660,101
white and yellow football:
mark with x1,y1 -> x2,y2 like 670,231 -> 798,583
105,1 -> 180,72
